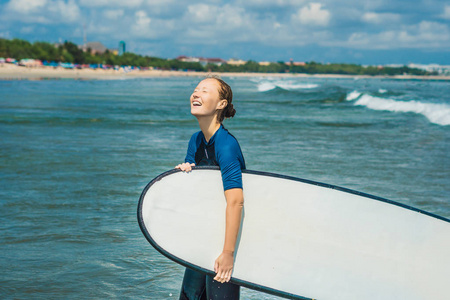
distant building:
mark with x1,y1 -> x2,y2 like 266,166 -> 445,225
227,59 -> 246,66
408,63 -> 450,75
176,56 -> 227,66
119,41 -> 126,55
286,61 -> 306,66
85,41 -> 107,55
287,58 -> 306,66
200,57 -> 227,66
385,64 -> 404,68
176,56 -> 200,63
259,61 -> 271,66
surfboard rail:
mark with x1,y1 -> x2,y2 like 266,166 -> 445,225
137,166 -> 449,300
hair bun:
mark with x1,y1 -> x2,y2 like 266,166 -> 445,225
226,103 -> 236,118
211,77 -> 234,123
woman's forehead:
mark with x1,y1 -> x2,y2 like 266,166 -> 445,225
196,78 -> 220,89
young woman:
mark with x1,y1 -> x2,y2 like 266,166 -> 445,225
175,77 -> 245,300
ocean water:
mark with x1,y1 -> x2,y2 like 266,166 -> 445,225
0,76 -> 449,299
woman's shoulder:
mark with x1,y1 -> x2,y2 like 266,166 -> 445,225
216,126 -> 241,149
187,130 -> 203,149
189,130 -> 203,141
215,126 -> 245,168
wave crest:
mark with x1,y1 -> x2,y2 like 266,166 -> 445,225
257,81 -> 319,92
350,93 -> 450,126
346,90 -> 362,101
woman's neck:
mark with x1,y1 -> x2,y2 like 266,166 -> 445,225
197,116 -> 221,142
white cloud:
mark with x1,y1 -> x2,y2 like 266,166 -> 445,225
187,4 -> 219,24
441,5 -> 450,20
134,10 -> 151,30
362,12 -> 400,24
104,9 -> 124,19
0,31 -> 12,38
86,22 -> 114,35
4,0 -> 80,24
415,21 -> 449,43
185,3 -> 249,29
144,0 -> 177,6
20,26 -> 34,33
79,0 -> 143,8
78,0 -> 107,6
181,2 -> 334,46
130,10 -> 158,37
293,3 -> 330,26
216,5 -> 246,29
6,0 -> 47,14
77,6 -> 176,40
347,21 -> 449,49
1,0 -> 449,62
182,4 -> 250,40
239,0 -> 305,6
48,0 -> 80,23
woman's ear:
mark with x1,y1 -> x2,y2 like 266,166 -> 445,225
217,99 -> 228,110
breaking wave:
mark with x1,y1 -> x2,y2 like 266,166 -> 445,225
257,81 -> 319,92
346,92 -> 450,126
346,90 -> 362,101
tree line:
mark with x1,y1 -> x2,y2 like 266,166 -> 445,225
0,38 -> 205,71
0,38 -> 433,76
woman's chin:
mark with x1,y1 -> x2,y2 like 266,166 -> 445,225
190,109 -> 208,117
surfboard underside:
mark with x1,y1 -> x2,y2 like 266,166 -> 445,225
138,167 -> 450,300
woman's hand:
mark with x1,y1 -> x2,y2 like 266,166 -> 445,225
175,162 -> 195,172
213,251 -> 234,283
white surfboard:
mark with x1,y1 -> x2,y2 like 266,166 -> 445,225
138,167 -> 450,300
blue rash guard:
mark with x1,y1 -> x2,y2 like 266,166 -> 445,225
185,125 -> 246,191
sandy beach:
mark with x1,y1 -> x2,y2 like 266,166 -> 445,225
1,63 -> 449,80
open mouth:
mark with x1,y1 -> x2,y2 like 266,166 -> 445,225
192,101 -> 202,106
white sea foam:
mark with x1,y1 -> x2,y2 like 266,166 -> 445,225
257,81 -> 318,92
354,94 -> 450,126
378,89 -> 387,93
257,82 -> 277,92
278,82 -> 319,90
346,90 -> 362,101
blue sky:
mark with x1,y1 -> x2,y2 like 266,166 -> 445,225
0,0 -> 449,64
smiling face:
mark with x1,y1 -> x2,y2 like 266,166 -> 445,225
190,78 -> 227,121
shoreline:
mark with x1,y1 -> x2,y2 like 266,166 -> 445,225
1,64 -> 449,81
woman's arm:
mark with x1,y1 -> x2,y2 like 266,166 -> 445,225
214,188 -> 244,283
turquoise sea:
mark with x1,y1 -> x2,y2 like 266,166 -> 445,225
1,76 -> 449,299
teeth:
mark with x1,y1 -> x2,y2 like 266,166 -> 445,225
192,101 -> 201,106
